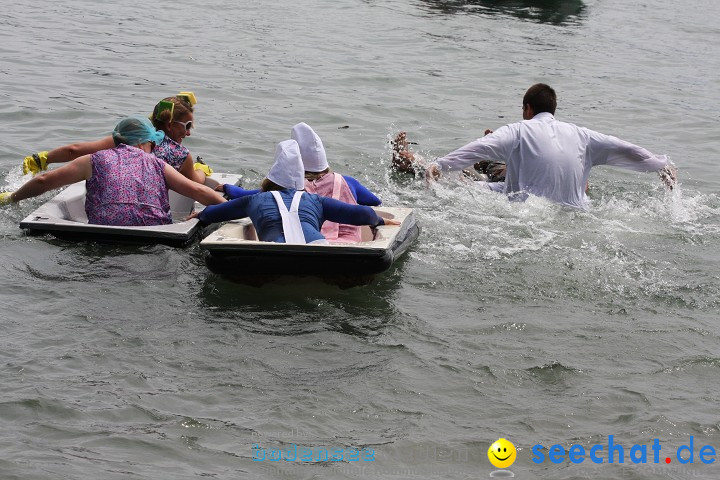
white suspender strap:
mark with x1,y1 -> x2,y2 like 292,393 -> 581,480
270,190 -> 307,244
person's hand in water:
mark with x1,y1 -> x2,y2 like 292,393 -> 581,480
658,165 -> 677,190
425,163 -> 441,182
391,132 -> 416,173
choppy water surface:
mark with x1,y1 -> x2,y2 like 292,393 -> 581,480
1,0 -> 719,478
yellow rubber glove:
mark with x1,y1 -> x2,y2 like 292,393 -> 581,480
0,192 -> 15,205
22,151 -> 49,175
193,161 -> 213,176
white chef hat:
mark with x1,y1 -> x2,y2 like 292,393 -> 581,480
267,139 -> 305,190
291,122 -> 328,173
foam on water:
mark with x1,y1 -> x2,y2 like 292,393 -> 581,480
369,161 -> 720,372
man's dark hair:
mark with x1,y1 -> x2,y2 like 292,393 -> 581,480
523,83 -> 557,115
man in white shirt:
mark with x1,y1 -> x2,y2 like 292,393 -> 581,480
406,83 -> 675,208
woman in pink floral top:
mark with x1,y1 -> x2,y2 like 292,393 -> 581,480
7,117 -> 225,225
85,143 -> 173,225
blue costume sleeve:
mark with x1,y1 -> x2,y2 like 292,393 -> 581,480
223,184 -> 261,199
320,197 -> 385,226
198,196 -> 252,224
343,175 -> 382,206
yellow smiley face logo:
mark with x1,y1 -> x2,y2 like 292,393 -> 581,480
488,438 -> 516,469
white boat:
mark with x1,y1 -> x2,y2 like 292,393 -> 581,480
19,173 -> 243,247
200,207 -> 420,280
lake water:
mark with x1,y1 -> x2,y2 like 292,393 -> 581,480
1,0 -> 719,478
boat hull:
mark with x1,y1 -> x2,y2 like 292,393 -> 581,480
19,173 -> 243,247
201,207 -> 420,277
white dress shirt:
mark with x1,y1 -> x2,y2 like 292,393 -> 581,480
435,112 -> 670,208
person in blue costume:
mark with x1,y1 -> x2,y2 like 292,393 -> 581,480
216,123 -> 381,207
220,174 -> 381,206
192,140 -> 399,244
293,122 -> 381,206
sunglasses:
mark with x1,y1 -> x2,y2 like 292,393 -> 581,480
173,120 -> 193,131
